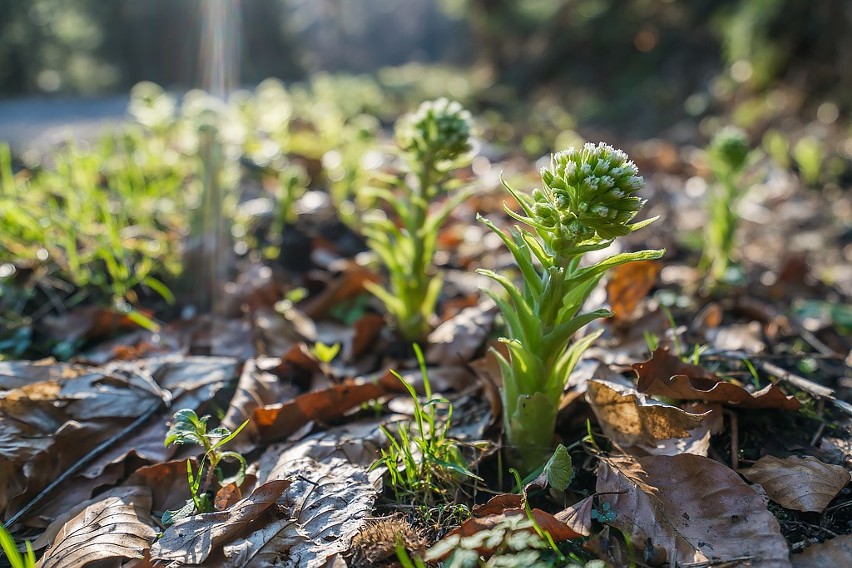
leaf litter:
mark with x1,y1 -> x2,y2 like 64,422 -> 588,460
2,125 -> 851,568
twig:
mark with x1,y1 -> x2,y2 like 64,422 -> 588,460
728,410 -> 739,471
810,399 -> 826,446
3,397 -> 166,529
679,556 -> 755,568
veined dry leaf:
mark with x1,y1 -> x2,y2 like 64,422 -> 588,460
633,347 -> 800,410
586,379 -> 713,455
740,455 -> 851,512
37,492 -> 156,568
253,379 -> 388,444
33,485 -> 151,551
150,479 -> 291,564
792,535 -> 852,567
606,259 -> 661,325
226,455 -> 380,567
598,454 -> 791,567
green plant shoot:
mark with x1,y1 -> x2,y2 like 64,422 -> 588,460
371,344 -> 480,505
163,409 -> 249,523
479,143 -> 664,473
362,98 -> 475,341
699,126 -> 756,288
0,524 -> 36,568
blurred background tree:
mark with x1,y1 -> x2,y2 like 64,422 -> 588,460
0,0 -> 849,131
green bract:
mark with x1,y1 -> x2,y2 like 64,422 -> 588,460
479,143 -> 664,474
363,99 -> 475,341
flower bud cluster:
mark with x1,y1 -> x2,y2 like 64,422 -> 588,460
533,143 -> 645,252
395,98 -> 473,163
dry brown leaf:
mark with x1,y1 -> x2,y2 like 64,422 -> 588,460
426,302 -> 497,365
555,496 -> 594,537
220,357 -> 300,452
351,312 -> 385,359
253,379 -> 388,444
150,479 -> 291,564
37,492 -> 156,568
300,259 -> 381,319
598,454 -> 791,567
123,460 -> 193,514
229,455 -> 381,567
739,455 -> 851,512
606,259 -> 661,325
470,493 -> 522,516
633,347 -> 800,410
791,535 -> 852,567
586,379 -> 713,455
33,485 -> 151,551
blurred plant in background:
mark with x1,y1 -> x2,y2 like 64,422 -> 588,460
361,98 -> 475,342
699,126 -> 758,290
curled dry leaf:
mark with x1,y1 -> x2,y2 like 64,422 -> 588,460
150,479 -> 291,564
739,455 -> 851,513
606,259 -> 661,325
598,454 -> 791,567
633,347 -> 800,410
586,379 -> 714,456
38,491 -> 156,568
791,535 -> 852,568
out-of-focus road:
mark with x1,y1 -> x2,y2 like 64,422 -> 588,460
0,96 -> 129,155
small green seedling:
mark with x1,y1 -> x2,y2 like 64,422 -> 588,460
163,409 -> 249,523
371,344 -> 480,505
480,143 -> 663,474
699,126 -> 756,289
311,341 -> 341,363
0,524 -> 36,568
362,98 -> 475,341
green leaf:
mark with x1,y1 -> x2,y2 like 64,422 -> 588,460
164,409 -> 206,448
543,444 -> 574,491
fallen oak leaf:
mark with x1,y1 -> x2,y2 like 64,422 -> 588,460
633,347 -> 800,410
739,455 -> 851,513
150,479 -> 291,564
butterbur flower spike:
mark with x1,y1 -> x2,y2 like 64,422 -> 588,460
395,97 -> 473,164
537,143 -> 646,249
479,142 -> 664,473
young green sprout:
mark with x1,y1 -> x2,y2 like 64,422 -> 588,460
700,126 -> 755,289
163,409 -> 249,523
479,143 -> 663,473
362,98 -> 475,342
